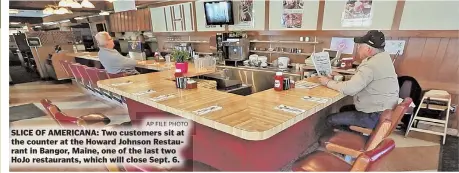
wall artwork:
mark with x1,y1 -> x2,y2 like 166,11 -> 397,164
237,0 -> 253,26
385,40 -> 406,55
281,0 -> 304,28
341,0 -> 374,27
330,37 -> 355,54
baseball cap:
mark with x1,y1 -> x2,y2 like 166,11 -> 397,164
354,30 -> 386,49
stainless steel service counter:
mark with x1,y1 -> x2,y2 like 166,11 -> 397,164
201,65 -> 303,94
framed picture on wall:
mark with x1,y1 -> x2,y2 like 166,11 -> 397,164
237,0 -> 254,26
341,0 -> 374,27
281,0 -> 304,28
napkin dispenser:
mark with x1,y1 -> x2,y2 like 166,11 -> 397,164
339,58 -> 354,70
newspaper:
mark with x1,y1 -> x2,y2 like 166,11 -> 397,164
311,51 -> 332,76
295,81 -> 320,89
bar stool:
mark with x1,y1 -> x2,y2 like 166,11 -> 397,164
320,110 -> 393,158
41,99 -> 111,128
85,67 -> 105,96
105,71 -> 126,104
320,98 -> 410,159
68,63 -> 84,86
75,64 -> 94,91
292,138 -> 396,172
47,104 -> 81,127
405,90 -> 451,144
350,98 -> 413,135
96,69 -> 121,101
59,60 -> 74,79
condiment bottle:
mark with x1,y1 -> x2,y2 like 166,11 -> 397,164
274,72 -> 284,91
175,69 -> 183,88
290,77 -> 295,89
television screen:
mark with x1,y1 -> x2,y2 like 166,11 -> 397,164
204,1 -> 234,25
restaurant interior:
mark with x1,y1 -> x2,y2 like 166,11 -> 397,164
8,0 -> 459,172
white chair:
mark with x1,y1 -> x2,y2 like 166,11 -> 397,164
405,90 -> 451,144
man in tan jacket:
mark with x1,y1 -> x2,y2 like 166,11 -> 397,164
319,30 -> 399,130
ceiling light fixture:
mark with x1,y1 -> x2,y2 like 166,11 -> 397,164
74,17 -> 86,20
70,0 -> 83,8
58,0 -> 72,7
10,22 -> 21,25
55,7 -> 71,14
43,6 -> 55,15
81,0 -> 95,8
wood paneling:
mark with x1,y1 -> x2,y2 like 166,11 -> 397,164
395,38 -> 459,93
108,14 -> 113,32
146,9 -> 152,31
393,37 -> 459,129
391,0 -> 406,30
316,0 -> 325,30
130,10 -> 136,31
138,9 -> 144,31
109,9 -> 152,32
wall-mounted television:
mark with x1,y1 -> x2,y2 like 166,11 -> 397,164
204,1 -> 234,26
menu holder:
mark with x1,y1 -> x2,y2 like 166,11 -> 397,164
111,81 -> 133,86
192,105 -> 223,116
149,94 -> 176,102
302,96 -> 329,104
132,89 -> 156,96
295,81 -> 320,89
311,52 -> 332,76
274,104 -> 306,115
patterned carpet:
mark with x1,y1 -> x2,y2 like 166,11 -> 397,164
9,81 -> 448,172
9,66 -> 41,84
439,135 -> 459,171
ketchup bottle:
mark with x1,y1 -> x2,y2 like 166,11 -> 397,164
274,72 -> 284,91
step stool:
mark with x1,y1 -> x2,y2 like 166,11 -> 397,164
405,90 -> 451,144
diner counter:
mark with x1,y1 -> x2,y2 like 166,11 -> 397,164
97,71 -> 345,141
67,52 -> 171,71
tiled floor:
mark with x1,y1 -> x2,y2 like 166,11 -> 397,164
9,81 -> 442,172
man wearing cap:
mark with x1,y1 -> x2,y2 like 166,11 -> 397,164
319,30 -> 399,130
95,31 -> 139,76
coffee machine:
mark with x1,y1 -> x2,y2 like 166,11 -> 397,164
216,33 -> 249,61
223,38 -> 249,61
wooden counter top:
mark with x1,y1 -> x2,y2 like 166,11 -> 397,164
67,52 -> 172,71
97,71 -> 345,141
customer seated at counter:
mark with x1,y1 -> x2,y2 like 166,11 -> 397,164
95,32 -> 139,75
318,30 -> 399,130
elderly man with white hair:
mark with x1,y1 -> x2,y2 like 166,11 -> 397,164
95,32 -> 139,75
318,30 -> 399,131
